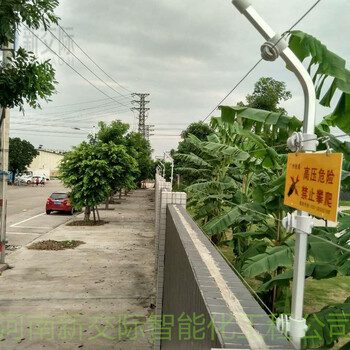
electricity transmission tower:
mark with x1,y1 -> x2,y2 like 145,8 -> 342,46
144,124 -> 155,140
131,93 -> 150,138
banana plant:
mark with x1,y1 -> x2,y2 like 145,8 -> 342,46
174,125 -> 250,243
302,296 -> 350,349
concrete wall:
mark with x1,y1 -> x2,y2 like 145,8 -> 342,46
154,173 -> 292,350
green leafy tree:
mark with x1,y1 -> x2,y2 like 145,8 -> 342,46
126,132 -> 153,183
9,137 -> 38,181
239,77 -> 292,114
95,120 -> 139,200
95,120 -> 129,146
0,0 -> 59,111
59,141 -> 137,222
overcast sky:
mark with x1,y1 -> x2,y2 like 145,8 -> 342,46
9,0 -> 350,156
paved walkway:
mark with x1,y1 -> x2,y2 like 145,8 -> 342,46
0,189 -> 155,349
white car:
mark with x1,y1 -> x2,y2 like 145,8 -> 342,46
17,175 -> 33,184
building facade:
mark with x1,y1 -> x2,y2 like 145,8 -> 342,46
29,149 -> 65,176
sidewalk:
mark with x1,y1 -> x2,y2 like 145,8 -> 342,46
0,189 -> 156,349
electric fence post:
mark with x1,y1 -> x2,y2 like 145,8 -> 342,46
232,1 -> 320,348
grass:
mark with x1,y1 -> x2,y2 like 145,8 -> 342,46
340,200 -> 350,206
304,275 -> 350,314
221,243 -> 350,314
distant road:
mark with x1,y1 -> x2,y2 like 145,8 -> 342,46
5,180 -> 76,254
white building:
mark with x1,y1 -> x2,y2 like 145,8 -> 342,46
29,149 -> 65,176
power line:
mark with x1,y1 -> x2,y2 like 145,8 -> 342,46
12,101 -> 119,119
9,130 -> 85,139
21,104 -> 130,123
23,25 -> 132,109
202,59 -> 263,122
10,128 -> 88,135
202,0 -> 323,123
57,24 -> 133,94
11,107 -> 131,130
11,97 -> 132,118
47,27 -> 132,103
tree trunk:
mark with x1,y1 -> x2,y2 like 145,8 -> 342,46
272,211 -> 282,313
92,207 -> 96,223
96,206 -> 100,221
84,206 -> 91,221
119,190 -> 122,199
12,168 -> 16,184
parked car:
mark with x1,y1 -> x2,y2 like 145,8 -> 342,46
32,176 -> 45,185
17,175 -> 33,184
46,192 -> 73,215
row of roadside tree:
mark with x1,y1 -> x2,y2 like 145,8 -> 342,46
58,120 -> 154,222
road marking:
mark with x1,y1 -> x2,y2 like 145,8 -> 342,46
9,226 -> 52,229
10,212 -> 46,227
6,232 -> 41,235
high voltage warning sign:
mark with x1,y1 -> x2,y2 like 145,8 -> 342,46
284,153 -> 343,222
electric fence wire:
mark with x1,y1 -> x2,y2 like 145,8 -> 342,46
57,24 -> 133,94
307,232 -> 350,254
22,25 -> 133,109
202,0 -> 323,123
205,233 -> 278,320
47,28 -> 132,103
183,186 -> 350,328
190,188 -> 350,254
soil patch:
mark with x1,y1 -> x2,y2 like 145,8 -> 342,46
66,220 -> 107,226
28,240 -> 85,250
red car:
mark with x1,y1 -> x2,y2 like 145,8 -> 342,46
46,192 -> 73,215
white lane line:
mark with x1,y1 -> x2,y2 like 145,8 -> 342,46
9,226 -> 52,229
10,212 -> 46,227
6,232 -> 41,235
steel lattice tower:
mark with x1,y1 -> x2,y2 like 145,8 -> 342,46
131,93 -> 150,138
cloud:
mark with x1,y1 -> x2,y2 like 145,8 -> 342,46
10,0 -> 350,155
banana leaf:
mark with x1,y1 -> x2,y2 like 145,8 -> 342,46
241,243 -> 294,278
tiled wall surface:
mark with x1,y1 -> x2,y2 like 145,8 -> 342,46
154,174 -> 292,350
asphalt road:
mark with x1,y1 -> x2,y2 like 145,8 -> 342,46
5,180 -> 75,253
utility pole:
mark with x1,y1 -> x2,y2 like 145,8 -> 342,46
131,93 -> 150,138
0,42 -> 13,264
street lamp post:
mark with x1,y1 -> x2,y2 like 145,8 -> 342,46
73,126 -> 96,144
164,152 -> 174,190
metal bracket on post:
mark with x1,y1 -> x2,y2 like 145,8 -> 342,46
260,33 -> 288,62
282,211 -> 313,234
287,132 -> 318,152
277,314 -> 308,342
278,210 -> 312,340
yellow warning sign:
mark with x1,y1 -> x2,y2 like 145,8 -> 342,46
284,153 -> 343,222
